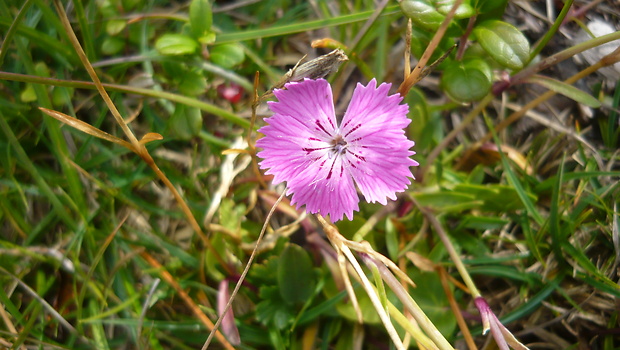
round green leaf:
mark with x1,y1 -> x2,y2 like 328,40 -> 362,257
106,19 -> 126,35
101,37 -> 125,56
178,70 -> 207,96
442,58 -> 492,102
277,244 -> 315,305
169,105 -> 202,140
20,84 -> 37,103
189,0 -> 213,39
52,87 -> 74,107
155,34 -> 198,56
400,0 -> 474,31
400,0 -> 445,31
436,0 -> 474,17
210,43 -> 245,68
473,20 -> 530,70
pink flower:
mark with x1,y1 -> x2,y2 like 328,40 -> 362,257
256,78 -> 418,221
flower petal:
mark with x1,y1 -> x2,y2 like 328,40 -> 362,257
341,79 -> 418,204
256,79 -> 338,186
287,155 -> 359,221
269,79 -> 337,138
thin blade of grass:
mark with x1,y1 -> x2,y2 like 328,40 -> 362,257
0,111 -> 77,230
215,6 -> 400,44
483,115 -> 545,225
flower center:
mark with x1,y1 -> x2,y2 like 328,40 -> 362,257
329,134 -> 347,156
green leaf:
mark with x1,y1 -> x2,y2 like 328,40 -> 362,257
468,266 -> 540,285
408,270 -> 457,337
400,0 -> 474,31
474,20 -> 530,70
169,105 -> 202,140
277,244 -> 316,305
453,183 -> 537,212
216,6 -> 401,44
189,0 -> 213,40
256,285 -> 295,329
527,75 -> 601,108
483,115 -> 545,225
52,86 -> 74,107
435,0 -> 474,17
411,191 -> 483,212
210,43 -> 245,68
177,69 -> 207,96
400,0 -> 445,31
101,37 -> 125,56
457,215 -> 509,230
105,19 -> 126,35
441,58 -> 492,102
20,84 -> 37,102
472,0 -> 508,14
155,34 -> 198,55
385,218 -> 399,260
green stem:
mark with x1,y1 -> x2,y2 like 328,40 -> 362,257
526,0 -> 573,65
72,0 -> 96,60
415,201 -> 482,298
0,111 -> 77,231
215,5 -> 400,44
511,30 -> 620,86
0,71 -> 250,129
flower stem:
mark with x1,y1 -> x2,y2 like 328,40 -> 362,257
413,199 -> 482,298
526,0 -> 573,66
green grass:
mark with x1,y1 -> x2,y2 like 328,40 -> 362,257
1,0 -> 619,349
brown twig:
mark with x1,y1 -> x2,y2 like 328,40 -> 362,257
397,0 -> 464,96
139,252 -> 235,350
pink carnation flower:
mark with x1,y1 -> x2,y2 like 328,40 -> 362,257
256,78 -> 418,221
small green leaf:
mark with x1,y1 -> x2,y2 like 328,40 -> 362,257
472,0 -> 508,14
189,0 -> 213,39
20,84 -> 37,102
198,32 -> 217,45
255,285 -> 295,328
527,75 -> 602,108
169,105 -> 202,140
436,0 -> 474,17
155,34 -> 198,55
441,58 -> 492,102
457,215 -> 510,230
474,20 -> 530,70
400,0 -> 445,31
52,87 -> 74,107
101,37 -> 125,56
400,0 -> 474,31
210,43 -> 245,68
34,62 -> 50,77
411,191 -> 482,212
277,244 -> 315,305
178,69 -> 207,96
106,19 -> 126,35
400,0 -> 475,30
